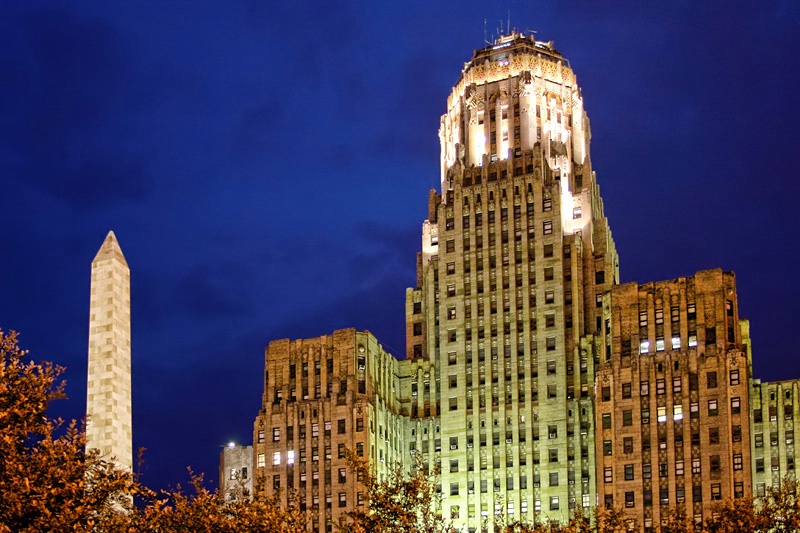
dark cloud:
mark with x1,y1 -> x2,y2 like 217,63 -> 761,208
49,155 -> 153,208
232,102 -> 287,156
0,8 -> 155,209
23,9 -> 132,130
174,264 -> 253,319
270,277 -> 409,360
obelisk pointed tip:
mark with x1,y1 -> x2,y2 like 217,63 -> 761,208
92,230 -> 128,266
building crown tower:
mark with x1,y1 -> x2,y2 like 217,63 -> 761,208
86,231 -> 133,472
404,31 -> 618,526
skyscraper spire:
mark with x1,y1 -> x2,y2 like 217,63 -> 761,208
86,230 -> 132,472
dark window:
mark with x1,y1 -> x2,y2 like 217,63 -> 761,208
705,326 -> 716,344
622,382 -> 631,399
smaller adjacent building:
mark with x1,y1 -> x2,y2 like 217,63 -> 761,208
750,376 -> 800,497
219,443 -> 254,500
252,329 -> 405,533
595,269 -> 752,531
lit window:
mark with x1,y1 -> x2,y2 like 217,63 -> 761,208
731,397 -> 741,414
672,336 -> 681,349
639,340 -> 650,354
604,467 -> 613,483
543,221 -> 553,235
673,405 -> 683,421
572,206 -> 581,219
657,407 -> 667,423
272,451 -> 281,466
708,399 -> 718,416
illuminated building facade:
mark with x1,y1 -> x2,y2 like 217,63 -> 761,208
403,32 -> 617,527
242,32 -> 796,533
749,377 -> 800,499
252,329 -> 405,532
219,443 -> 254,500
595,270 -> 752,530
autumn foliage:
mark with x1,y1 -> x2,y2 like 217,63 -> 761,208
5,327 -> 800,532
0,329 -> 135,532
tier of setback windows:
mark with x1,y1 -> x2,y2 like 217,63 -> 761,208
603,481 -> 740,511
601,371 -> 742,405
627,300 -> 736,355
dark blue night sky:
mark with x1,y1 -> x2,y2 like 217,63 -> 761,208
2,1 -> 799,491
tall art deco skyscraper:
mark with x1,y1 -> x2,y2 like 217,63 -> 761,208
403,33 -> 618,524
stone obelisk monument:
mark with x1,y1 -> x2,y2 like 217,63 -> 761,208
86,231 -> 132,472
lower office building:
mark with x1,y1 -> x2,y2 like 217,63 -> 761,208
219,444 -> 254,500
749,377 -> 800,496
251,329 -> 405,533
595,270 -> 752,530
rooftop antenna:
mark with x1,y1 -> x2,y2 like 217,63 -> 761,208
508,10 -> 511,35
484,19 -> 490,45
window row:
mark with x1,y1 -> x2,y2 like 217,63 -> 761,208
260,419 -> 365,444
259,442 -> 367,468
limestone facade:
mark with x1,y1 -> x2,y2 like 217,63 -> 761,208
404,32 -> 617,528
241,33 -> 793,533
595,270 -> 752,530
219,444 -> 254,500
750,377 -> 800,497
253,329 -> 404,532
86,230 -> 133,472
